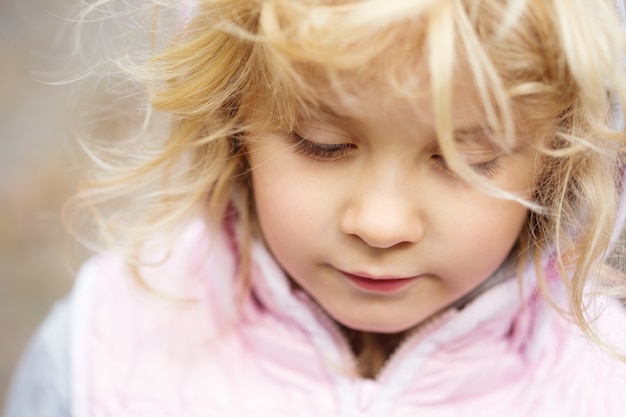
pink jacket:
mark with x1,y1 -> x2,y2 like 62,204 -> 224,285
70,218 -> 626,417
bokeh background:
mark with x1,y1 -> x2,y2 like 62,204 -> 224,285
2,0 -> 626,413
0,0 -> 110,409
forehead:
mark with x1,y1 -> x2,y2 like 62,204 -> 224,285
248,23 -> 560,149
301,65 -> 483,126
293,72 -> 547,151
248,0 -> 569,139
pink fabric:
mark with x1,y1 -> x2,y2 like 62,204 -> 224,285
70,218 -> 626,417
66,2 -> 626,415
177,0 -> 196,26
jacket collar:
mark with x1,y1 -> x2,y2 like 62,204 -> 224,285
246,235 -> 548,386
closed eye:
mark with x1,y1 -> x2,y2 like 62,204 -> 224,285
470,158 -> 503,177
288,132 -> 355,161
432,154 -> 503,178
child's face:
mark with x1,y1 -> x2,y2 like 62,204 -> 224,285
246,81 -> 540,333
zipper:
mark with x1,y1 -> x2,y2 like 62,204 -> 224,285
296,290 -> 456,415
297,293 -> 359,375
375,310 -> 454,383
299,292 -> 454,381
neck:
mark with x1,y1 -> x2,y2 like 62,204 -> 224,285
339,325 -> 409,379
336,254 -> 520,379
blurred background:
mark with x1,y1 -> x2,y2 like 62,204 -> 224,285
0,0 -> 110,409
2,0 -> 626,413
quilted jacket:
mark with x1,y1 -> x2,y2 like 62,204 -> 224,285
69,218 -> 626,417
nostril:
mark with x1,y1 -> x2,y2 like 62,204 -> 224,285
339,206 -> 424,249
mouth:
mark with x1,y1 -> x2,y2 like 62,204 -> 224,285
340,271 -> 421,294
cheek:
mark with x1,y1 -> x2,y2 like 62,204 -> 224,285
249,164 -> 330,287
436,198 -> 528,275
251,169 -> 298,239
470,202 -> 527,234
248,152 -> 326,253
249,141 -> 345,230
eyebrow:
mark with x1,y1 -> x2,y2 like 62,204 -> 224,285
319,103 -> 491,139
454,126 -> 490,137
452,127 -> 496,146
314,104 -> 502,148
318,103 -> 352,121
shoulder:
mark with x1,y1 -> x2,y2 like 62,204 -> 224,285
531,289 -> 626,408
3,298 -> 72,417
478,280 -> 626,415
69,219 -> 245,416
70,217 -> 243,373
72,218 -> 239,315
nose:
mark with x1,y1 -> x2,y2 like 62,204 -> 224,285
339,178 -> 424,249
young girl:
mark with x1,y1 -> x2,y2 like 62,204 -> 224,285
6,0 -> 626,415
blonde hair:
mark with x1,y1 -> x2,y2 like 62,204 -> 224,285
68,0 -> 626,377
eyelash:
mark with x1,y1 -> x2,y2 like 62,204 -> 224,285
289,132 -> 354,160
288,132 -> 503,177
432,155 -> 503,178
470,159 -> 503,177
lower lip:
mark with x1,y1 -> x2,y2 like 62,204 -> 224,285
343,273 -> 419,293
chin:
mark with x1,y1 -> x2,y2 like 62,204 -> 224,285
335,315 -> 420,334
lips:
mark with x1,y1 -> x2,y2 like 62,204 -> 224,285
341,271 -> 421,293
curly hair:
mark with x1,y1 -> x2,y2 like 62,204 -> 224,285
67,0 -> 626,376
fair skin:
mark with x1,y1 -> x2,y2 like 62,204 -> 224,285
246,80 -> 540,334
